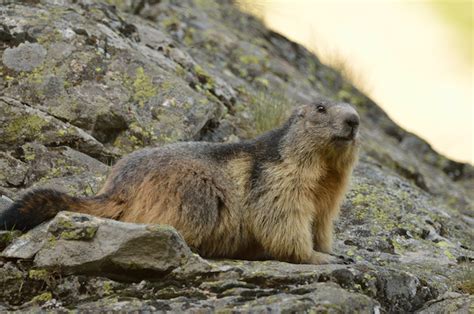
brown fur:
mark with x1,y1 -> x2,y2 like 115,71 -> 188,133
2,100 -> 360,264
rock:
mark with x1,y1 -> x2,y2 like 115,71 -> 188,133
2,42 -> 47,72
0,195 -> 13,212
1,215 -> 438,311
230,282 -> 379,313
0,230 -> 21,251
2,222 -> 50,259
0,153 -> 28,187
0,97 -> 109,161
417,292 -> 473,314
0,197 -> 15,250
0,262 -> 27,304
374,269 -> 428,312
4,212 -> 210,280
16,142 -> 109,196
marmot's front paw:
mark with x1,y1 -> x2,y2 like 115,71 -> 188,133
310,251 -> 344,265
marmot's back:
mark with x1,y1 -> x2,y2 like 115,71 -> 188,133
96,143 -> 223,196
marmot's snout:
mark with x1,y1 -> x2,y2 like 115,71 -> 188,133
335,104 -> 360,141
342,110 -> 359,139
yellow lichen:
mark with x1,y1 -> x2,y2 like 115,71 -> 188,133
443,249 -> 455,260
31,292 -> 53,304
28,269 -> 50,281
239,54 -> 261,65
193,64 -> 215,90
132,67 -> 157,107
5,115 -> 48,142
103,281 -> 113,296
436,241 -> 453,248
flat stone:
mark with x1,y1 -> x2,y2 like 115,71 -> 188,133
2,42 -> 47,72
2,222 -> 50,259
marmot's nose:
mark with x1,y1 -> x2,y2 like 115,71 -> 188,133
344,113 -> 360,129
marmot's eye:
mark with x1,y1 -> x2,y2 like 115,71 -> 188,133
317,105 -> 326,113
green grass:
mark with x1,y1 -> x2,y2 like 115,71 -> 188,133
454,264 -> 474,294
249,90 -> 292,136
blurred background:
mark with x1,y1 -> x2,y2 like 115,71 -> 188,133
239,0 -> 473,164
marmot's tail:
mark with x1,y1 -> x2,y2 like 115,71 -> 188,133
0,189 -> 112,231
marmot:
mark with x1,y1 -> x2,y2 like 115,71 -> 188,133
1,100 -> 360,264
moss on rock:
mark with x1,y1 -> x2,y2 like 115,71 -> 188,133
132,67 -> 157,107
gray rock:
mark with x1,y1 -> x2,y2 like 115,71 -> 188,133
16,142 -> 109,195
417,292 -> 473,314
227,283 -> 379,313
4,212 -> 211,280
2,42 -> 47,72
375,269 -> 425,312
0,153 -> 28,187
0,262 -> 25,297
0,195 -> 13,211
0,230 -> 21,251
2,222 -> 50,259
81,281 -> 377,313
0,197 -> 13,243
0,97 -> 108,159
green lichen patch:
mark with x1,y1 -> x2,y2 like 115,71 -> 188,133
193,64 -> 215,91
26,65 -> 47,85
4,115 -> 49,143
36,29 -> 62,47
132,67 -> 157,107
31,292 -> 52,304
112,119 -> 158,153
0,230 -> 22,250
48,216 -> 98,241
28,269 -> 50,281
59,225 -> 98,241
102,281 -> 114,296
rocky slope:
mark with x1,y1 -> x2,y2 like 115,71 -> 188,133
0,0 -> 472,312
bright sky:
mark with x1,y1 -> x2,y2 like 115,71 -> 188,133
251,0 -> 473,164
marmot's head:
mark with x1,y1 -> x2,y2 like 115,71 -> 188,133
282,100 -> 360,164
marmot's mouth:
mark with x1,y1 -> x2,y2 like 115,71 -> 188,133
334,128 -> 358,142
333,132 -> 358,142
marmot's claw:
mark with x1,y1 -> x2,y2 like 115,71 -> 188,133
327,254 -> 346,264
